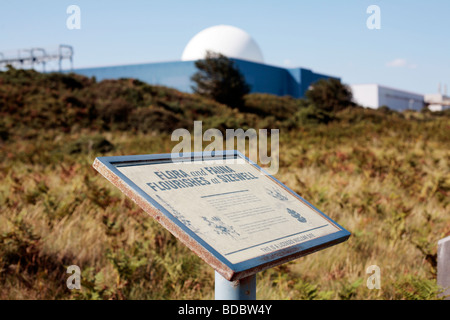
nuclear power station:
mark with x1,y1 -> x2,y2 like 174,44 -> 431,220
74,25 -> 339,99
1,25 -> 447,111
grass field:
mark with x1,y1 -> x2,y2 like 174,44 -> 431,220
0,68 -> 449,299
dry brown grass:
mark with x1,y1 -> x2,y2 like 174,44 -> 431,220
1,112 -> 449,299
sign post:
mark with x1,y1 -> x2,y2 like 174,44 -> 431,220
93,150 -> 350,299
438,236 -> 450,300
215,271 -> 256,300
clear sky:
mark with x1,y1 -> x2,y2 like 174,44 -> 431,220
1,0 -> 449,94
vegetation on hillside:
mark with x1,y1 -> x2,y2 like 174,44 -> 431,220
0,67 -> 449,299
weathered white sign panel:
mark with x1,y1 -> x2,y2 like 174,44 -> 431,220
93,151 -> 350,280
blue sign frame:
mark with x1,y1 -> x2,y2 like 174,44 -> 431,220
93,150 -> 350,281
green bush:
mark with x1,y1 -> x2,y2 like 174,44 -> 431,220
65,135 -> 114,154
294,104 -> 334,125
243,93 -> 305,120
306,78 -> 355,112
129,106 -> 187,133
191,51 -> 250,110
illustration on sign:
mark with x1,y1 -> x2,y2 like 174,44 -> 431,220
201,216 -> 240,239
287,208 -> 307,223
265,187 -> 288,201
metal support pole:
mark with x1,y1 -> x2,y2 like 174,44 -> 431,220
438,236 -> 450,300
215,271 -> 256,300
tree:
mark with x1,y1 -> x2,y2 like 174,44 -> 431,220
191,51 -> 250,109
305,78 -> 355,113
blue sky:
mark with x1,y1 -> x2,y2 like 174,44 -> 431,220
1,0 -> 449,94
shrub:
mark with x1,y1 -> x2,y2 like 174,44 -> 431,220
243,93 -> 305,120
66,135 -> 114,154
306,78 -> 355,113
295,104 -> 334,125
191,51 -> 250,109
129,106 -> 187,133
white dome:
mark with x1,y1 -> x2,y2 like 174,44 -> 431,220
181,25 -> 264,64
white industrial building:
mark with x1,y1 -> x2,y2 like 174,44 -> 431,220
350,84 -> 424,111
424,93 -> 450,112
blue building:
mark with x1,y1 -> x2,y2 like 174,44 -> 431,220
74,59 -> 339,99
74,25 -> 339,98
